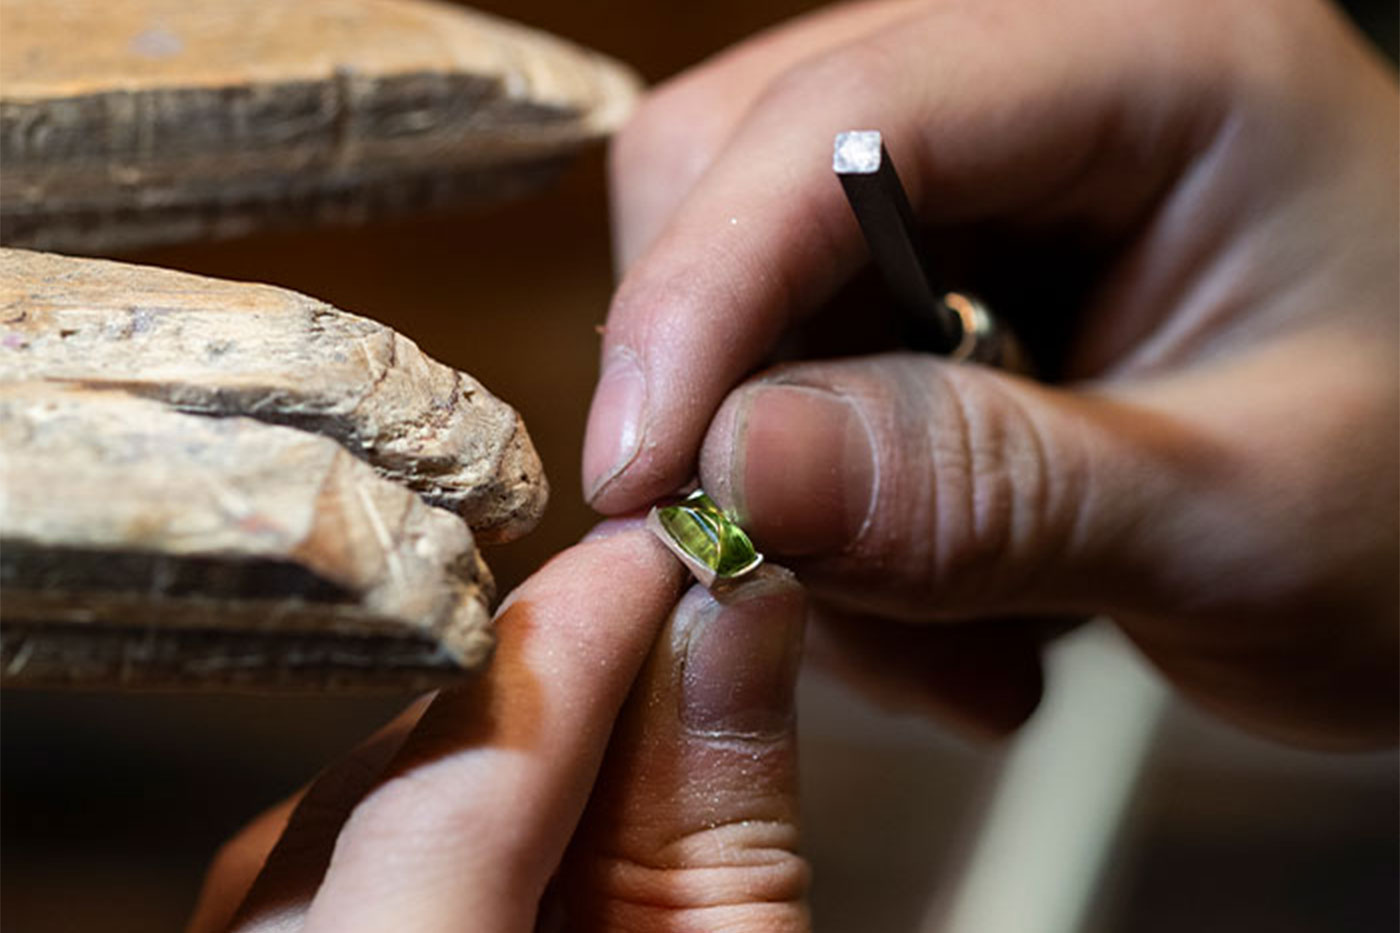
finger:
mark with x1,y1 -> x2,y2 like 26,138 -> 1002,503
560,567 -> 810,932
584,0 -> 1225,510
289,526 -> 685,933
612,0 -> 921,269
221,696 -> 433,931
804,606 -> 1048,739
188,793 -> 301,933
698,353 -> 1213,619
697,341 -> 1399,743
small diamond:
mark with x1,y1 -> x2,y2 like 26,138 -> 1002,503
833,130 -> 883,174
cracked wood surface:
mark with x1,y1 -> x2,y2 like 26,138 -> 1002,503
0,248 -> 548,542
0,0 -> 641,252
0,384 -> 496,690
0,249 -> 550,691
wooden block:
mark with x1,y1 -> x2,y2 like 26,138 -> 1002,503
0,248 -> 548,543
0,250 -> 550,691
0,383 -> 496,691
0,0 -> 641,252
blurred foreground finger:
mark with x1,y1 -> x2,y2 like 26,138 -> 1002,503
562,567 -> 810,932
213,696 -> 432,931
297,528 -> 684,933
213,528 -> 683,933
188,794 -> 300,933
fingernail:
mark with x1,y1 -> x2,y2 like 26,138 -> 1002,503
725,384 -> 876,555
583,348 -> 646,504
678,571 -> 805,738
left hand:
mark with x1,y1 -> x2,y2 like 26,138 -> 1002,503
188,525 -> 811,933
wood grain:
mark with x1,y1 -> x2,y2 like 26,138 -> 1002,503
0,248 -> 548,542
0,250 -> 553,690
0,383 -> 496,690
0,0 -> 640,252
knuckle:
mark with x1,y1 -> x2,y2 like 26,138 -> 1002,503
908,365 -> 1060,604
570,822 -> 809,930
753,40 -> 896,123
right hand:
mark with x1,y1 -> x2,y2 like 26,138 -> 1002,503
584,0 -> 1398,747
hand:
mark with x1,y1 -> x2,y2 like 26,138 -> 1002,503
189,527 -> 810,933
584,0 -> 1398,746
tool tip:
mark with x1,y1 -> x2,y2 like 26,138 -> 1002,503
833,130 -> 883,174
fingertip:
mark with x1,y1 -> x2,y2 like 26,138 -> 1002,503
675,567 -> 807,740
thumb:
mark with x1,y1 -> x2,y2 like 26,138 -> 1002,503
559,567 -> 809,932
699,347 -> 1399,747
698,353 -> 1219,623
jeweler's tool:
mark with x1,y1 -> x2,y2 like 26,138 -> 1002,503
652,133 -> 1031,589
834,130 -> 1025,370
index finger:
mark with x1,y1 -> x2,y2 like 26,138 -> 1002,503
582,0 -> 1224,513
611,0 -> 923,270
225,525 -> 685,933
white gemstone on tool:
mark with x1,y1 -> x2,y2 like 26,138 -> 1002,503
833,130 -> 883,173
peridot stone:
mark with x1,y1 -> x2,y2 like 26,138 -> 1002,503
654,490 -> 761,580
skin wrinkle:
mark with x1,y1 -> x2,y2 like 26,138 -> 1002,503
967,381 -> 1016,600
850,380 -> 883,551
579,903 -> 809,933
591,816 -> 802,879
571,812 -> 809,918
582,855 -> 810,910
549,563 -> 806,929
930,360 -> 976,599
1041,395 -> 1101,601
1001,383 -> 1055,597
1048,395 -> 1205,617
740,357 -> 1231,622
962,376 -> 1036,603
1098,109 -> 1263,377
1088,4 -> 1396,378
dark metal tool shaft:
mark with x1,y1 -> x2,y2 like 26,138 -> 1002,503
834,130 -> 1027,371
833,129 -> 963,354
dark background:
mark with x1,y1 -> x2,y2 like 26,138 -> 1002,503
3,1 -> 1396,930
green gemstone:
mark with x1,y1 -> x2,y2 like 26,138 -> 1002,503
655,490 -> 761,579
